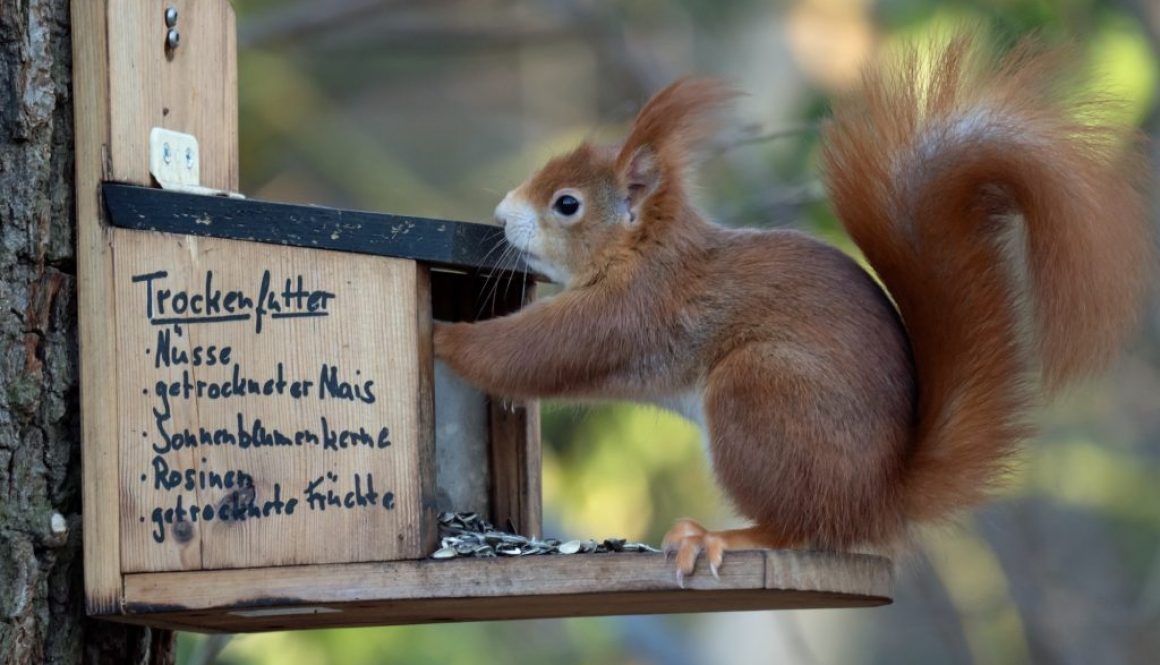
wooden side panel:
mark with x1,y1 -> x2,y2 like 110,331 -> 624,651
72,0 -> 240,613
72,0 -> 120,617
414,266 -> 439,556
113,232 -> 424,572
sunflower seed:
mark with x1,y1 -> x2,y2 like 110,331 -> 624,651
558,540 -> 583,554
429,512 -> 660,559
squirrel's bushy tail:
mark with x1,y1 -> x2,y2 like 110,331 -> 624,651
821,34 -> 1152,522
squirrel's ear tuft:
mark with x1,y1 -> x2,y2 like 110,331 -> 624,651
615,77 -> 739,187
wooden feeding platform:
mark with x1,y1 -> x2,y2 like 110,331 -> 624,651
121,551 -> 892,632
73,0 -> 893,633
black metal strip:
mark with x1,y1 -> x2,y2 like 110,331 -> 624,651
101,183 -> 528,274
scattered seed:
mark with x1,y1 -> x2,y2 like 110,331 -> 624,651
429,512 -> 660,560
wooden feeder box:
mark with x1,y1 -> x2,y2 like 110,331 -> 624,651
74,1 -> 893,633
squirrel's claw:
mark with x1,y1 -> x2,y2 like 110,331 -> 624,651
662,518 -> 727,584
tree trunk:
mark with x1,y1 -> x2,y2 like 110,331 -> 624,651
0,0 -> 174,663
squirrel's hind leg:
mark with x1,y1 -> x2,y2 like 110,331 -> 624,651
661,519 -> 797,585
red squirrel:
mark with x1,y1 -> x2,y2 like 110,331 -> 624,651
434,34 -> 1153,579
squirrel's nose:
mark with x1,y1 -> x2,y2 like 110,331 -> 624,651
494,191 -> 516,228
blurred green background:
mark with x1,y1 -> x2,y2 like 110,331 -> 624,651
180,0 -> 1160,663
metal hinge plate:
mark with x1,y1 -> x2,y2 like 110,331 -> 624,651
148,127 -> 243,198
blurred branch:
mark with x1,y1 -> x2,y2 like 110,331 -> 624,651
714,181 -> 826,228
710,124 -> 818,157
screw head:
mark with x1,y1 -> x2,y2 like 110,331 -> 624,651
166,28 -> 180,50
184,147 -> 194,171
164,6 -> 178,28
162,142 -> 172,164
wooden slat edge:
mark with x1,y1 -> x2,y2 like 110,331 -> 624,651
765,550 -> 894,600
121,550 -> 894,613
487,401 -> 523,535
223,5 -> 240,189
521,283 -> 542,538
414,264 -> 438,555
522,400 -> 542,539
124,587 -> 888,634
71,0 -> 122,616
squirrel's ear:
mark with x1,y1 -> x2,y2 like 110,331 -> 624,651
621,146 -> 660,223
615,78 -> 738,182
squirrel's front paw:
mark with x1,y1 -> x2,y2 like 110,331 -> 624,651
661,518 -> 726,586
432,321 -> 457,360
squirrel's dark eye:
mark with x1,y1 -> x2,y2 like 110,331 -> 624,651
553,194 -> 580,217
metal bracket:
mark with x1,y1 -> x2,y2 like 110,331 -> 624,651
148,127 -> 243,198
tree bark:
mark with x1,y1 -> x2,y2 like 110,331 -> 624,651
0,0 -> 174,663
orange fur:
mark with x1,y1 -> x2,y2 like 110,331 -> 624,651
435,33 -> 1152,566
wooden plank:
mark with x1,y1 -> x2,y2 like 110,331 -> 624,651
119,589 -> 886,633
113,232 -> 424,572
123,551 -> 777,607
414,265 -> 439,555
106,0 -> 238,188
523,401 -> 543,537
72,0 -> 120,617
120,550 -> 892,632
122,551 -> 770,610
765,550 -> 894,596
73,0 -> 241,613
102,183 -> 531,274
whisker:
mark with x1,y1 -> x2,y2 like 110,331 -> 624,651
519,259 -> 529,309
477,242 -> 517,320
477,234 -> 510,267
501,248 -> 520,314
472,240 -> 507,315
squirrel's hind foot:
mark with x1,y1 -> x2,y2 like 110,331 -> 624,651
662,518 -> 794,586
